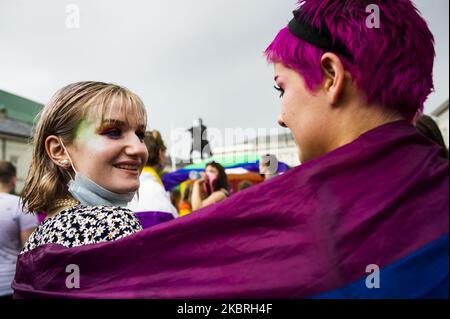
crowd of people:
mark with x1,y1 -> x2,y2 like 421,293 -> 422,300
1,0 -> 448,299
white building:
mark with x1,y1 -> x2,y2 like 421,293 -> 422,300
0,89 -> 42,193
0,116 -> 34,192
211,132 -> 300,168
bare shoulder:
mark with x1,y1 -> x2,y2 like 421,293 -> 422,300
210,190 -> 227,202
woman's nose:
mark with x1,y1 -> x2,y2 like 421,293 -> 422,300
278,117 -> 288,128
124,133 -> 148,159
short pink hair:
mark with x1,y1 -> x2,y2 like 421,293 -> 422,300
265,0 -> 435,122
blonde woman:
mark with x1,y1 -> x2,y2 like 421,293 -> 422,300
20,81 -> 148,253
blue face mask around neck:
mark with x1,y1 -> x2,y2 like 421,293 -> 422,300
67,172 -> 135,208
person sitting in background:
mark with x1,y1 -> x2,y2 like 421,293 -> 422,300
415,114 -> 449,159
191,161 -> 230,211
128,130 -> 178,218
259,154 -> 279,180
0,161 -> 37,298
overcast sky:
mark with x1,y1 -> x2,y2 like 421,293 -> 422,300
0,0 -> 448,155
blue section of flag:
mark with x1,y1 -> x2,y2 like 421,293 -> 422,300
312,234 -> 449,299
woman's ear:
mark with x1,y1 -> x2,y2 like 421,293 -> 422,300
320,52 -> 346,106
45,135 -> 71,168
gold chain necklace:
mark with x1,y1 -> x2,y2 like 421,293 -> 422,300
48,197 -> 80,212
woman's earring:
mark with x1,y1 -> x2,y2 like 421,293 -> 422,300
58,159 -> 70,168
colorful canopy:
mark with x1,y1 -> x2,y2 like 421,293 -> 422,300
162,155 -> 290,192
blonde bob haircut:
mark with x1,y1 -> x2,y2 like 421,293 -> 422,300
21,81 -> 147,213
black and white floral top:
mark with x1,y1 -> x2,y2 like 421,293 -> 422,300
21,205 -> 142,254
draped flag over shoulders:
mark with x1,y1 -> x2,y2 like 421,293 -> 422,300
13,121 -> 449,299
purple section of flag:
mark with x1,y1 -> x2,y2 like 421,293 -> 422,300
37,212 -> 46,224
135,211 -> 174,229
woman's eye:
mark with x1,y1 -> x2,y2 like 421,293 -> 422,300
274,85 -> 285,98
136,131 -> 145,141
100,128 -> 122,138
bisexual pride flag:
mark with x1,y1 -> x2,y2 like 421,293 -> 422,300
13,121 -> 448,298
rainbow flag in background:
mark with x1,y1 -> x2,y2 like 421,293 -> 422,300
161,155 -> 290,192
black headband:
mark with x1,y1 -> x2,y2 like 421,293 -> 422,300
288,9 -> 353,62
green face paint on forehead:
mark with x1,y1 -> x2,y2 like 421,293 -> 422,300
74,119 -> 97,144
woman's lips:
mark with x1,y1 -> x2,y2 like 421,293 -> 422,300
113,165 -> 140,176
114,164 -> 139,171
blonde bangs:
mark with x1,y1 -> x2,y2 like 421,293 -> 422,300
84,85 -> 147,129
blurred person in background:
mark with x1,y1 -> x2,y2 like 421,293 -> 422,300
128,130 -> 178,218
415,114 -> 449,159
0,161 -> 37,298
191,161 -> 230,211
